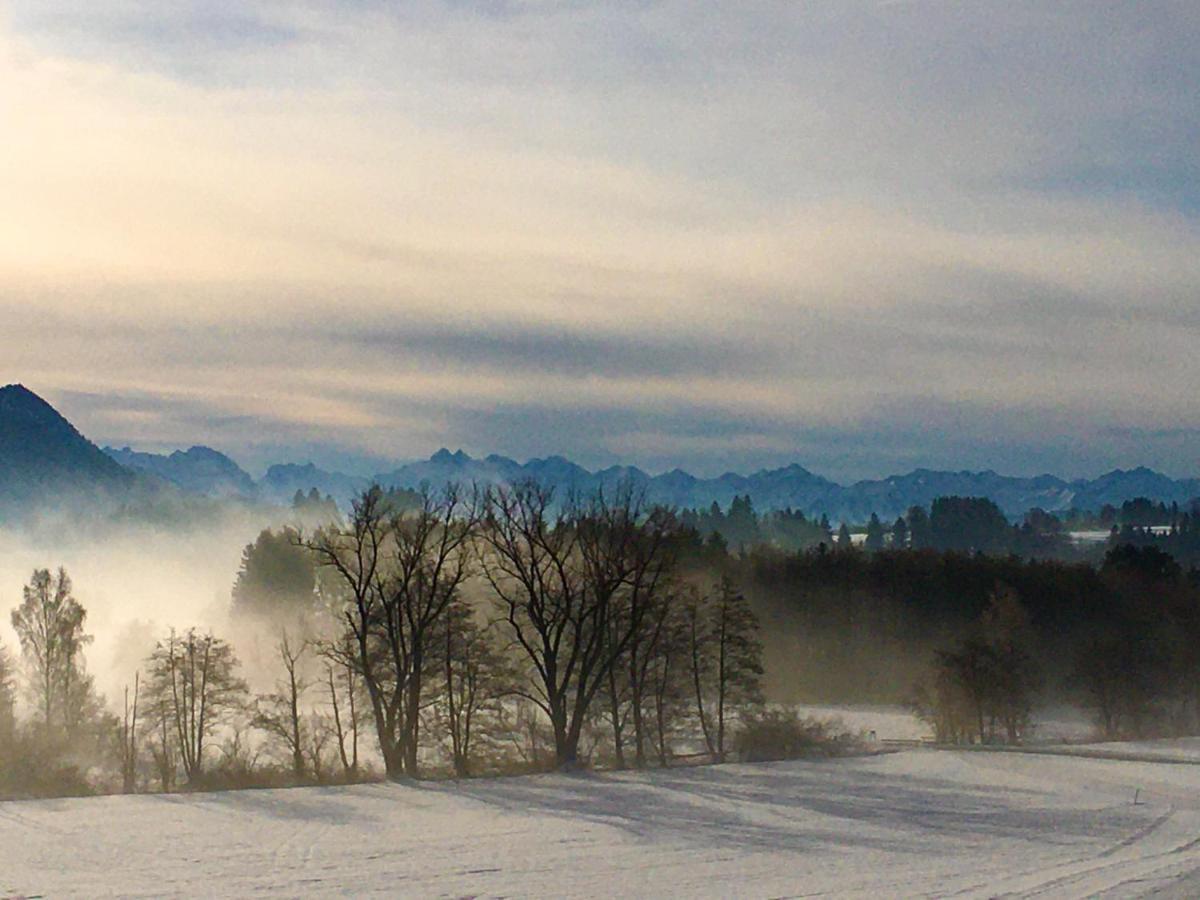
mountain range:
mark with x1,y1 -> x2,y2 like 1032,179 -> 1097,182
264,451 -> 1200,522
2,384 -> 1198,523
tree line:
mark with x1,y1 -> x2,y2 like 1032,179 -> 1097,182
6,483 -> 1198,797
742,538 -> 1200,743
683,493 -> 1200,563
1,482 -> 770,797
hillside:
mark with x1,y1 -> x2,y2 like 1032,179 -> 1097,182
0,384 -> 135,511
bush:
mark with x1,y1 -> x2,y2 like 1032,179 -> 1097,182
732,708 -> 862,762
0,734 -> 95,799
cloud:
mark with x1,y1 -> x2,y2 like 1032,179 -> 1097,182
1,2 -> 1199,480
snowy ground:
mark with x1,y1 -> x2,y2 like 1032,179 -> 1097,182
1042,738 -> 1200,764
793,704 -> 930,742
4,748 -> 1200,899
791,703 -> 1096,745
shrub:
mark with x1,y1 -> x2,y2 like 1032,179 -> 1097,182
732,708 -> 862,762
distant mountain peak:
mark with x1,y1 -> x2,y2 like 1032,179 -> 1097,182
103,444 -> 255,498
174,445 -> 228,460
430,448 -> 471,465
0,385 -> 134,514
1,382 -> 37,397
0,383 -> 62,419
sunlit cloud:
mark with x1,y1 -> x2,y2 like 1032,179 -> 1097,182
1,1 -> 1198,480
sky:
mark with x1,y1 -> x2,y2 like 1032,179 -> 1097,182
1,0 -> 1199,481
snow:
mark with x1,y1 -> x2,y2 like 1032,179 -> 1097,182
4,749 -> 1200,898
1045,738 -> 1200,764
790,703 -> 1097,745
793,703 -> 930,741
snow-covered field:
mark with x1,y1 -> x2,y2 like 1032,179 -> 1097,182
4,748 -> 1200,899
1046,738 -> 1200,764
792,703 -> 1096,745
793,704 -> 930,742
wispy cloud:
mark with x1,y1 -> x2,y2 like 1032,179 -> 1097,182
2,2 -> 1198,479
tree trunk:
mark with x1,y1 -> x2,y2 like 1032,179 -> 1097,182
380,729 -> 405,780
715,615 -> 727,764
630,705 -> 647,767
289,670 -> 304,779
629,650 -> 647,768
364,681 -> 403,780
654,683 -> 669,767
550,700 -> 577,768
606,664 -> 626,769
690,614 -> 715,759
403,663 -> 422,777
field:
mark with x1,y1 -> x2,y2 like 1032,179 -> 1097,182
4,746 -> 1200,899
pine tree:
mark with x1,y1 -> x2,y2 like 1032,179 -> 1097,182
864,513 -> 885,551
837,522 -> 853,547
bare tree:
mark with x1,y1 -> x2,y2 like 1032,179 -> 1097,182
620,574 -> 680,767
304,487 -> 402,775
912,651 -> 982,744
144,628 -> 248,785
253,631 -> 310,779
933,639 -> 995,744
11,567 -> 94,740
319,639 -> 361,780
916,588 -> 1041,745
304,711 -> 333,783
495,696 -> 554,770
646,596 -> 691,766
119,672 -> 140,793
479,483 -> 678,768
981,587 -> 1039,743
1074,632 -> 1145,739
383,484 -> 479,776
479,482 -> 583,767
687,577 -> 764,763
598,576 -> 679,768
600,617 -> 632,768
215,727 -> 261,783
435,600 -> 512,777
305,485 -> 478,778
0,639 -> 15,754
145,696 -> 177,792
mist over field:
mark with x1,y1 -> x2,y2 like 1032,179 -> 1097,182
0,509 -> 285,702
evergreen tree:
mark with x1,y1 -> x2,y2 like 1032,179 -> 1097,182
231,527 -> 318,621
818,514 -> 833,543
927,496 -> 1012,554
836,522 -> 853,547
864,513 -> 885,551
907,505 -> 931,549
